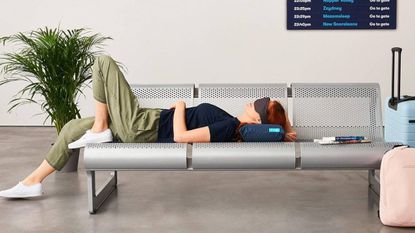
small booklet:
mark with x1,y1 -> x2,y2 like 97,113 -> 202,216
314,136 -> 371,145
322,136 -> 366,141
314,139 -> 372,145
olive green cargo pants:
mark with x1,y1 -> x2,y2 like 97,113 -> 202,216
45,55 -> 162,171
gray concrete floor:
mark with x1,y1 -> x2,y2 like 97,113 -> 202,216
0,127 -> 414,233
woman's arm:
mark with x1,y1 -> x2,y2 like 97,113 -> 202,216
284,113 -> 297,142
172,101 -> 210,143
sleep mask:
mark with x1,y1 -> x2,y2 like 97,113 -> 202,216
254,97 -> 270,124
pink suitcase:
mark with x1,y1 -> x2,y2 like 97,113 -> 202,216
380,146 -> 415,226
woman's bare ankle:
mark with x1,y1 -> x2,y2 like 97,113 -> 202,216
90,123 -> 109,133
21,177 -> 41,186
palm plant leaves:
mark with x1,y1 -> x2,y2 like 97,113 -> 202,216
0,27 -> 112,134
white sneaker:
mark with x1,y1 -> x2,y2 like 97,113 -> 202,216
68,129 -> 113,149
0,182 -> 43,198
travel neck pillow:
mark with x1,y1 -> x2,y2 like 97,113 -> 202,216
239,124 -> 285,142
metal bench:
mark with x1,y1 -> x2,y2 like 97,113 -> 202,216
84,83 -> 396,214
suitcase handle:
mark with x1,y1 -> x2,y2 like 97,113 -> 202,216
389,47 -> 403,110
392,47 -> 402,53
389,47 -> 415,110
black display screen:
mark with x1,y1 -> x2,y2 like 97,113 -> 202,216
287,0 -> 397,30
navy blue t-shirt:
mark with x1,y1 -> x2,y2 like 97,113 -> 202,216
157,103 -> 240,142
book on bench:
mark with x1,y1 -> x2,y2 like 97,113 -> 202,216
314,136 -> 371,145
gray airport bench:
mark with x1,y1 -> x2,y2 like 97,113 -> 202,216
83,83 -> 397,214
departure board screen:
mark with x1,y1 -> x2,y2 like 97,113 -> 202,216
287,0 -> 397,30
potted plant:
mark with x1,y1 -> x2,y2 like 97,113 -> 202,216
0,27 -> 112,172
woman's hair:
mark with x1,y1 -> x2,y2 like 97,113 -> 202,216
234,100 -> 287,142
267,100 -> 287,126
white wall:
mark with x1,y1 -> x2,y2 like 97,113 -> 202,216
1,0 -> 414,125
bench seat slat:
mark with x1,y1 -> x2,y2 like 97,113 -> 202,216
300,142 -> 397,169
84,143 -> 187,170
192,142 -> 296,169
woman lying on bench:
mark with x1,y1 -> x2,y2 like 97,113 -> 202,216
0,55 -> 296,198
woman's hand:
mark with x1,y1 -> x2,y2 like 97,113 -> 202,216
285,131 -> 297,142
170,101 -> 186,109
283,112 -> 297,142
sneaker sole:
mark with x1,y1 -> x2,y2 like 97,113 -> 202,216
0,193 -> 43,198
68,138 -> 113,149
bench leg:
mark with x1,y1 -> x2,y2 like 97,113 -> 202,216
368,169 -> 380,197
87,170 -> 118,214
368,170 -> 380,204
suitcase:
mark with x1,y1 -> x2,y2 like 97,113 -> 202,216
384,47 -> 415,147
380,146 -> 415,226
